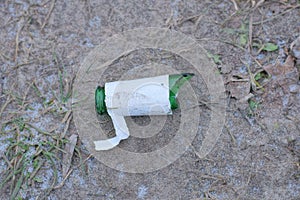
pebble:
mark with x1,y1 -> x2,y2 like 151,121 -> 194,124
289,84 -> 299,93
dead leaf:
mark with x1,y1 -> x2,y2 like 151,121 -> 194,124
263,55 -> 296,77
262,53 -> 299,99
291,36 -> 300,66
227,77 -> 251,99
62,134 -> 78,177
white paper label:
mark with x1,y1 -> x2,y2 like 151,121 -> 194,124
94,75 -> 171,150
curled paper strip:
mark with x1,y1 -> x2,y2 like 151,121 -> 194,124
94,75 -> 171,150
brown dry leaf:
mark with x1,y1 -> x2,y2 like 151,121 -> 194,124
262,53 -> 299,102
227,76 -> 251,99
62,134 -> 78,177
263,55 -> 295,77
291,36 -> 300,66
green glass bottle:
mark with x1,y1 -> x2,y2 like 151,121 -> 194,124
95,73 -> 194,115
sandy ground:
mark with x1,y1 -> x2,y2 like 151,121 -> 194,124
0,0 -> 300,199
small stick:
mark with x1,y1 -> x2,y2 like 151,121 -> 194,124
21,82 -> 34,109
61,110 -> 72,124
248,14 -> 253,53
28,159 -> 44,185
41,0 -> 56,30
250,54 -> 262,68
253,0 -> 265,10
225,124 -> 236,145
61,114 -> 72,139
26,123 -> 53,137
0,96 -> 12,117
194,15 -> 203,30
14,21 -> 24,62
0,51 -> 10,60
200,174 -> 226,181
1,153 -> 13,169
197,38 -> 247,51
53,154 -> 92,189
240,58 -> 263,91
189,145 -> 204,159
53,168 -> 73,189
13,60 -> 35,70
253,4 -> 300,25
177,14 -> 203,26
230,0 -> 239,10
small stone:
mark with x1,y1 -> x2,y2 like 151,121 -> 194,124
220,64 -> 233,74
289,84 -> 299,93
227,78 -> 251,100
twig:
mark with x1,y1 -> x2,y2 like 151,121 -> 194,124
26,123 -> 53,137
21,82 -> 34,109
177,14 -> 203,26
0,170 -> 14,190
0,96 -> 12,118
11,169 -> 25,199
230,0 -> 239,10
165,10 -> 175,28
13,60 -> 35,70
28,159 -> 44,185
75,154 -> 93,168
197,38 -> 247,51
286,115 -> 300,123
194,15 -> 203,32
250,54 -> 262,68
225,124 -> 236,145
15,126 -> 21,170
0,51 -> 10,60
253,0 -> 265,10
53,168 -> 73,189
247,14 -> 253,53
14,17 -> 25,62
61,113 -> 72,139
61,110 -> 72,124
189,145 -> 204,159
53,154 -> 92,189
200,174 -> 226,181
41,0 -> 56,30
1,153 -> 13,169
253,4 -> 300,25
240,58 -> 263,91
204,191 -> 218,200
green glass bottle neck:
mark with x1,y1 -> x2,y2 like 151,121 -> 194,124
168,73 -> 194,109
95,86 -> 107,115
95,73 -> 194,115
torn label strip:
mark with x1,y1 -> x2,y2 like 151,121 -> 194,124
94,75 -> 171,151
